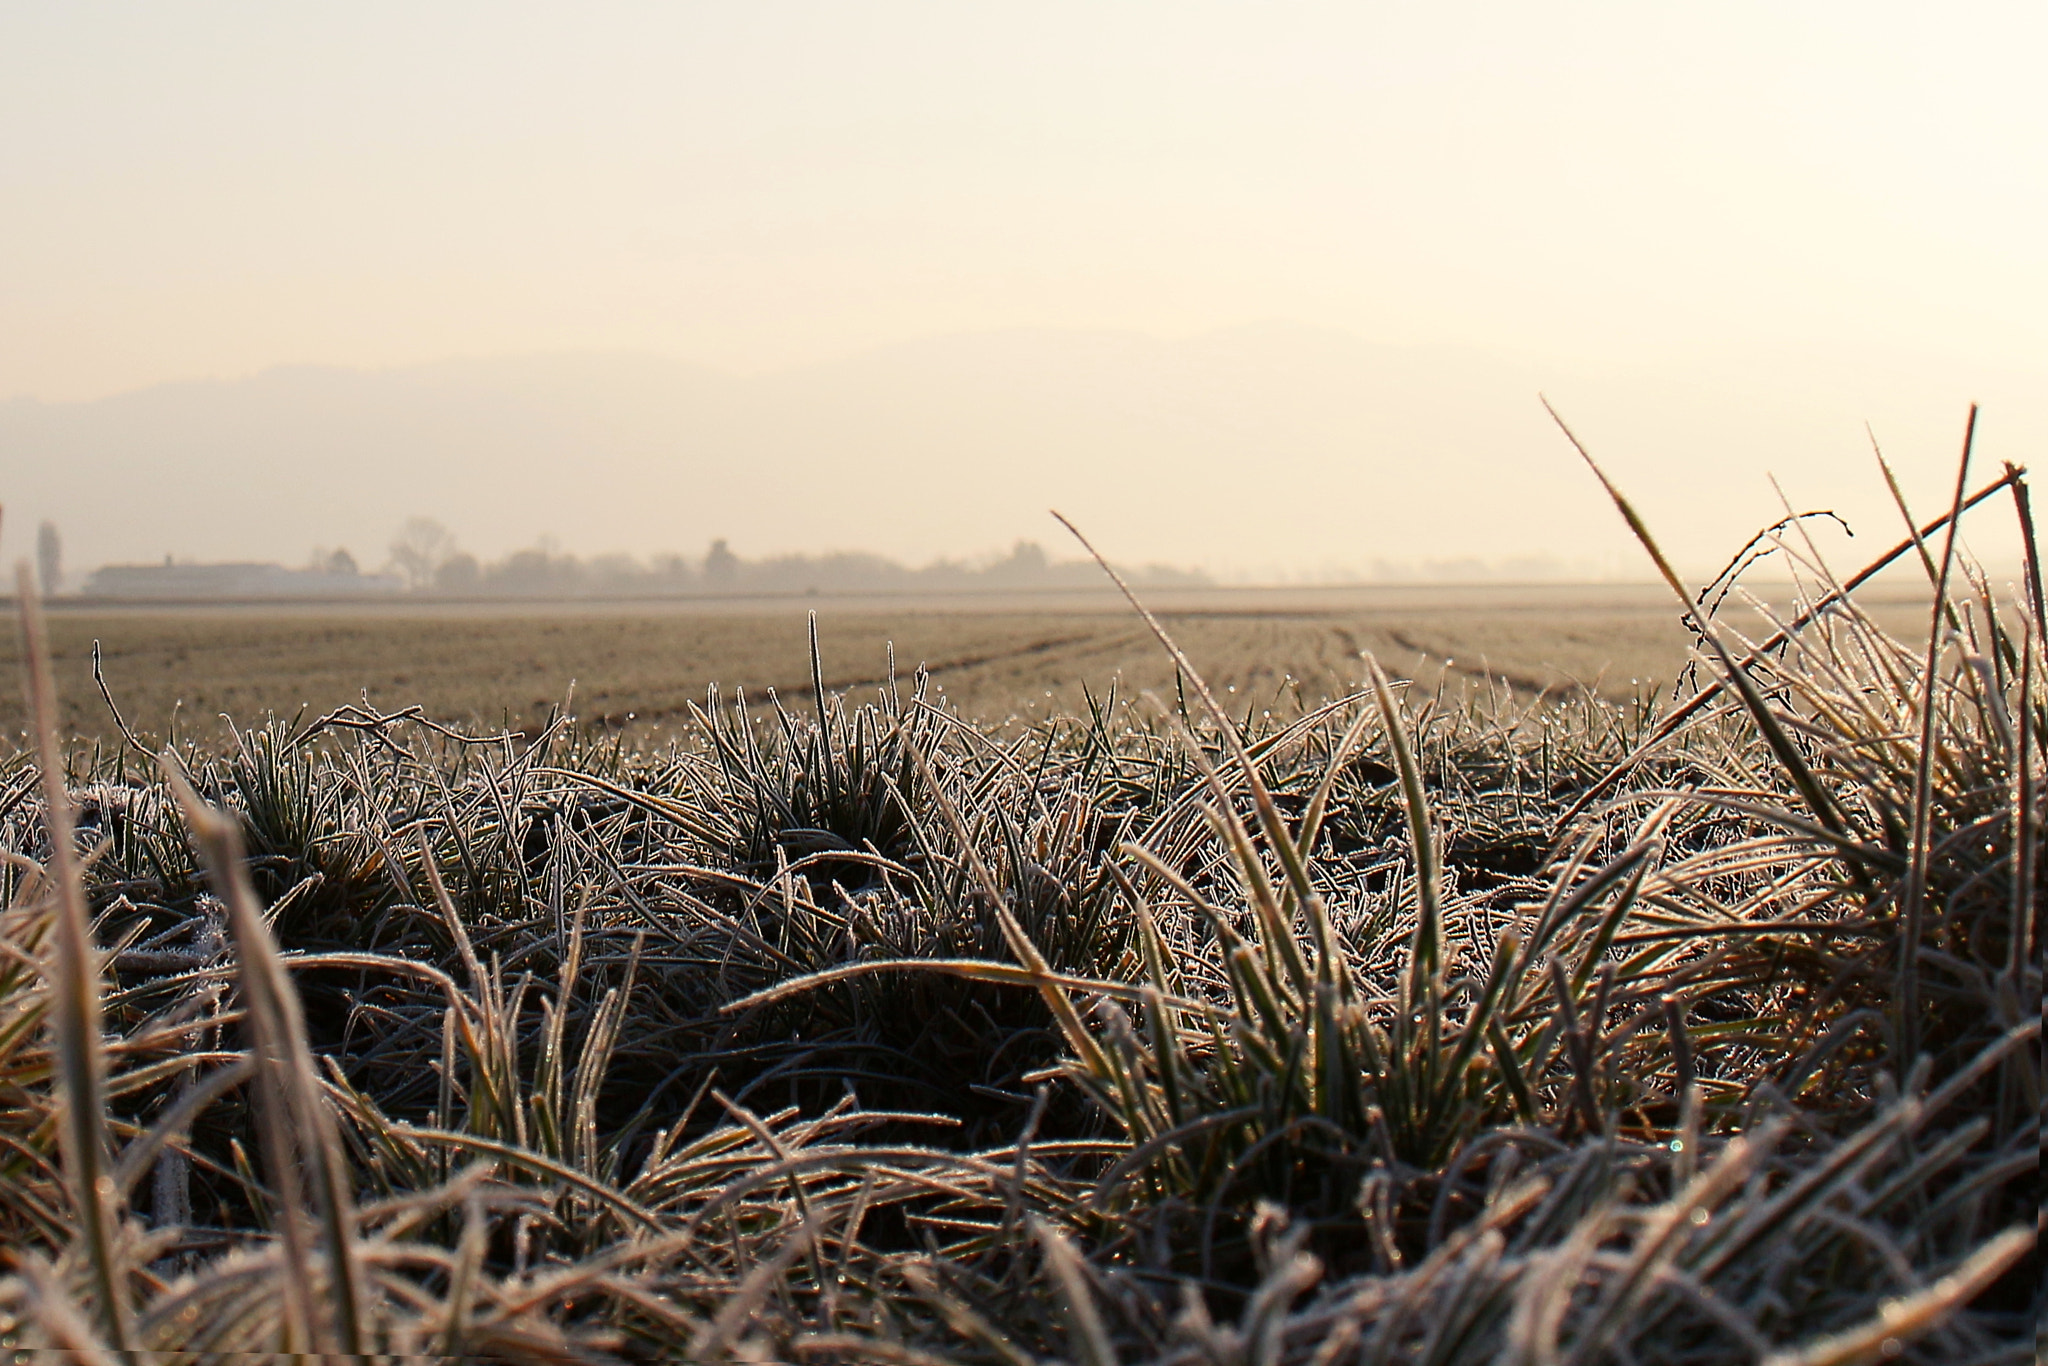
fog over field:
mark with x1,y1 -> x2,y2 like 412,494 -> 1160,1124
6,6 -> 2038,582
3,324 -> 2035,583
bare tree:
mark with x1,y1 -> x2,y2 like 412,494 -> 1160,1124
388,517 -> 455,591
704,538 -> 740,585
435,552 -> 481,592
35,521 -> 62,596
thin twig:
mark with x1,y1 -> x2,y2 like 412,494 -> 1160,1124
90,640 -> 155,762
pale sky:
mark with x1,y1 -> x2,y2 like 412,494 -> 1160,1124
2,3 -> 2043,576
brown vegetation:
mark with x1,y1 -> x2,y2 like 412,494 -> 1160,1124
3,583 -> 1929,751
0,465 -> 2034,1361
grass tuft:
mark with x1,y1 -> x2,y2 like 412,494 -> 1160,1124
0,450 -> 2038,1363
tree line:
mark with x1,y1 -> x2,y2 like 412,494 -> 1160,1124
386,518 -> 1205,597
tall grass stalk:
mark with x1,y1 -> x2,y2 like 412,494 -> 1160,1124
1896,405 -> 1978,1064
13,563 -> 130,1351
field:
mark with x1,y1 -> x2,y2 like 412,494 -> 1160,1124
3,583 -> 1934,750
0,523 -> 2037,1364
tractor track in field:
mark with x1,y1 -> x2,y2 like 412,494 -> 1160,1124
589,628 -> 1148,728
1381,628 -> 1586,697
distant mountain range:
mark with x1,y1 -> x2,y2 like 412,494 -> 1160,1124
3,324 -> 2030,582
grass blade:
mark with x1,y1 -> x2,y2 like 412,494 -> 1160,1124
14,563 -> 131,1351
1898,404 -> 1977,1065
1367,653 -> 1445,1002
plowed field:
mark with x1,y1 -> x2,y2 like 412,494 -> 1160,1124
6,583 -> 1930,750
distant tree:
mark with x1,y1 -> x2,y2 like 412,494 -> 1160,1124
35,521 -> 62,596
435,553 -> 481,592
705,538 -> 739,585
327,548 -> 359,576
389,517 -> 456,591
588,553 -> 643,590
650,553 -> 695,590
989,540 -> 1049,581
490,547 -> 585,595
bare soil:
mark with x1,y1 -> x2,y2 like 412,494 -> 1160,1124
5,583 -> 1930,749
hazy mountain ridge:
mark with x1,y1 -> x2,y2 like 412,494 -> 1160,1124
4,324 -> 2029,581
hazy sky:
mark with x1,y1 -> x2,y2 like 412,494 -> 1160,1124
3,3 -> 2043,575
